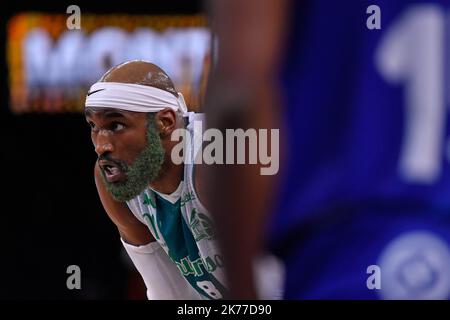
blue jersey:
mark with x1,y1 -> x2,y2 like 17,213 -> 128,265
269,0 -> 450,299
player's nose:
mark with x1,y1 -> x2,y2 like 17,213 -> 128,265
94,132 -> 114,156
95,142 -> 114,156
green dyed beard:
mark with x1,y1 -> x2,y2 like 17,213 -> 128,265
99,115 -> 165,202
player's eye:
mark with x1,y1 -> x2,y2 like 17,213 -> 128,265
111,122 -> 125,131
88,121 -> 99,132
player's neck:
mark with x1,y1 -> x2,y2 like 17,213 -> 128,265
149,162 -> 183,194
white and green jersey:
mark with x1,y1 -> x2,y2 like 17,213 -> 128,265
126,112 -> 227,300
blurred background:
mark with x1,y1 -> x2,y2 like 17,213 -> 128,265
0,0 -> 209,299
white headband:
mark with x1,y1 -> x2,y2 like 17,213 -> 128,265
84,82 -> 188,115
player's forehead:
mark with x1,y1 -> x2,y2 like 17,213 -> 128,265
84,107 -> 142,120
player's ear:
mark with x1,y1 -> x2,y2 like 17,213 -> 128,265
155,108 -> 177,137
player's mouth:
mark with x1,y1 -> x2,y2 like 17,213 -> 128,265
99,159 -> 126,183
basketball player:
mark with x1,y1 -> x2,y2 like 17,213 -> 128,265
84,60 -> 282,299
207,0 -> 450,299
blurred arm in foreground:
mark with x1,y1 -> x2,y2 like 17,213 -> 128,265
205,0 -> 289,299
